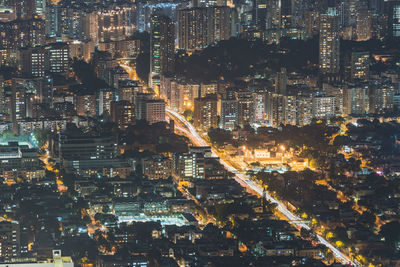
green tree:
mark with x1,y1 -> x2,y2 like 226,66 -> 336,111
33,129 -> 49,148
2,130 -> 14,139
183,109 -> 194,122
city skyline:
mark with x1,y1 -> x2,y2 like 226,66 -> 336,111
0,0 -> 399,267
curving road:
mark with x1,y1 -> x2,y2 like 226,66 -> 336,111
166,107 -> 359,267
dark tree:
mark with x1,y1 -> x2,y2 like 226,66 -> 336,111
208,127 -> 233,146
380,221 -> 400,247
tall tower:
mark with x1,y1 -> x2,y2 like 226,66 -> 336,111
177,8 -> 208,51
253,0 -> 268,30
150,14 -> 175,90
387,0 -> 400,38
275,67 -> 287,95
319,8 -> 340,76
280,0 -> 293,28
194,95 -> 218,132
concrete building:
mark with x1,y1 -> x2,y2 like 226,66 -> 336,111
275,68 -> 287,95
343,84 -> 369,115
351,51 -> 370,81
59,133 -> 118,168
221,97 -> 238,131
177,7 -> 233,51
319,8 -> 340,76
3,250 -> 73,267
18,47 -> 46,77
142,156 -> 173,180
111,100 -> 134,130
194,95 -> 218,132
312,96 -> 336,119
266,93 -> 285,127
18,43 -> 69,77
0,220 -> 20,260
75,94 -> 96,117
140,99 -> 166,125
149,14 -> 175,89
252,92 -> 266,125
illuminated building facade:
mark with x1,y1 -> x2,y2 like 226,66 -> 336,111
351,51 -> 370,82
97,5 -> 136,42
319,8 -> 340,75
111,100 -> 134,130
75,94 -> 97,117
221,97 -> 238,130
312,96 -> 336,119
194,95 -> 218,132
0,221 -> 20,261
266,93 -> 285,127
178,7 -> 234,51
0,19 -> 45,49
178,8 -> 208,51
150,14 -> 175,89
19,47 -> 46,77
343,84 -> 369,115
387,0 -> 400,38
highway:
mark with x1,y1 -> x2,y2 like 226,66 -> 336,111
166,107 -> 359,267
119,63 -> 138,81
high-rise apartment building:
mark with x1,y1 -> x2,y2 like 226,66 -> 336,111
266,93 -> 285,127
136,95 -> 166,124
150,14 -> 175,89
97,5 -> 136,42
45,42 -> 69,74
275,67 -> 287,95
0,18 -> 45,49
221,95 -> 238,130
0,221 -> 20,261
343,84 -> 369,115
75,94 -> 97,117
319,8 -> 340,75
19,47 -> 46,77
280,0 -> 293,29
207,6 -> 233,43
312,96 -> 336,119
135,92 -> 153,120
111,100 -> 134,129
194,95 -> 218,131
45,4 -> 59,37
356,8 -> 372,41
252,91 -> 266,124
351,51 -> 370,81
178,8 -> 208,51
370,83 -> 395,114
237,91 -> 253,127
253,0 -> 267,30
387,0 -> 400,38
142,99 -> 166,125
296,96 -> 313,126
178,7 -> 233,51
284,95 -> 297,126
97,88 -> 115,116
18,43 -> 69,77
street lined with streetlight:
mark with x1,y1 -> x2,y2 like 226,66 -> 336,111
166,107 -> 358,267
